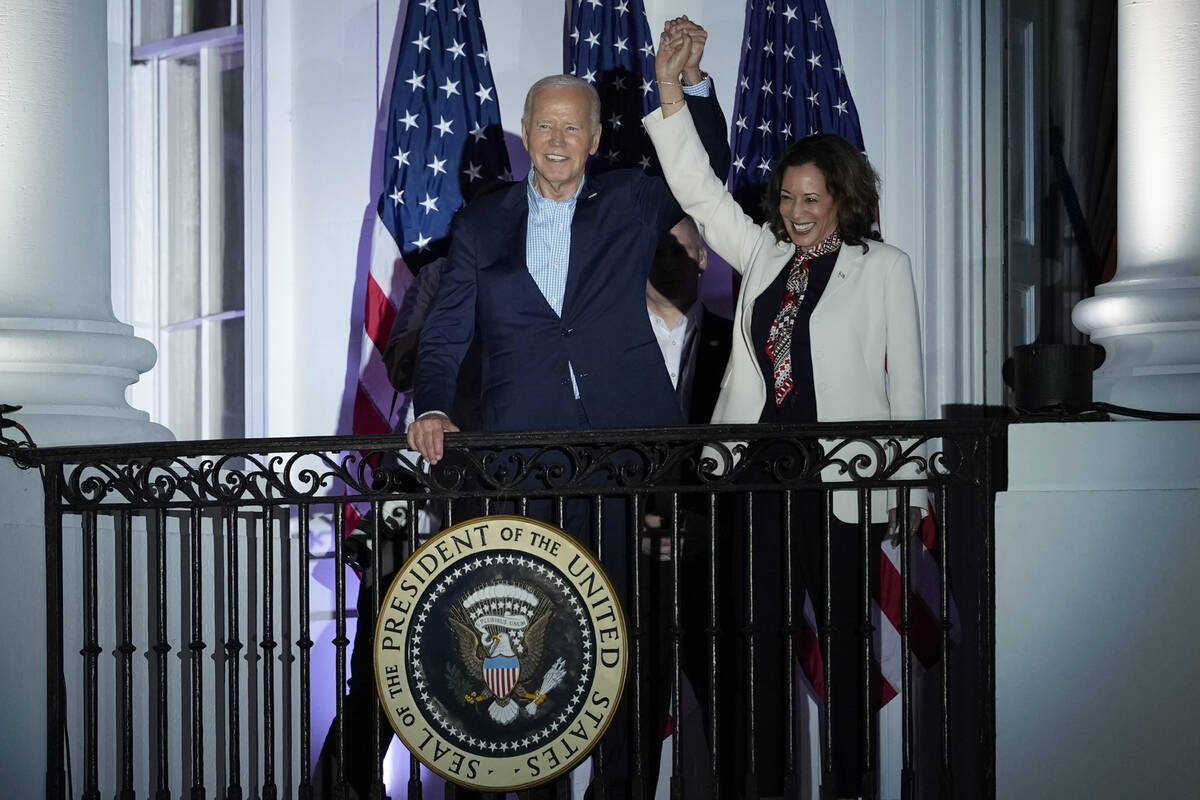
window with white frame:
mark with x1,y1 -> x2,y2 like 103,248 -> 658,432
119,0 -> 248,440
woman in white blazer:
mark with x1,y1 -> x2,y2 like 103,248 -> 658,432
646,26 -> 928,799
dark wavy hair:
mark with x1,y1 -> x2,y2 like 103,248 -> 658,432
762,133 -> 882,251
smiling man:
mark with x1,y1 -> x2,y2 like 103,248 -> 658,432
409,47 -> 728,461
406,20 -> 729,798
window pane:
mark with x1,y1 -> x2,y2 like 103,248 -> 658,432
208,317 -> 245,438
208,53 -> 244,315
164,57 -> 202,325
166,326 -> 201,440
193,0 -> 234,32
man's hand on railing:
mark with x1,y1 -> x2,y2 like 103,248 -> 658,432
405,412 -> 459,465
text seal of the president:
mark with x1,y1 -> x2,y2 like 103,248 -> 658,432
374,514 -> 628,791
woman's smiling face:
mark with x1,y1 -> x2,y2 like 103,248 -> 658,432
776,163 -> 840,251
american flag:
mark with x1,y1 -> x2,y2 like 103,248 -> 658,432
728,0 -> 866,211
564,0 -> 660,174
352,0 -> 511,440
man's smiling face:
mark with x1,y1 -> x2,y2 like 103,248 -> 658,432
521,84 -> 601,202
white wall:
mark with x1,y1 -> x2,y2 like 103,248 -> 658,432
994,421 -> 1200,799
266,0 -> 986,438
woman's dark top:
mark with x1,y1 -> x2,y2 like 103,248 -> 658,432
751,246 -> 840,423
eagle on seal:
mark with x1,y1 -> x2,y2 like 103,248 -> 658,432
449,581 -> 565,725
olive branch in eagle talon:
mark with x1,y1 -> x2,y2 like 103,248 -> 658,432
449,581 -> 565,725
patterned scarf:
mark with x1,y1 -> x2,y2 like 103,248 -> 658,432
764,231 -> 842,406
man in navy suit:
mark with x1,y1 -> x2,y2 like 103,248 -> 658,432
406,22 -> 728,797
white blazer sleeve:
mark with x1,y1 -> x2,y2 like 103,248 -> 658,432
644,106 -> 775,276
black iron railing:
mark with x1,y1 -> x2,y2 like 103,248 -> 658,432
11,419 -> 1003,800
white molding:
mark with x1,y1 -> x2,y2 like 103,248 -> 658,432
244,0 -> 267,437
132,24 -> 244,61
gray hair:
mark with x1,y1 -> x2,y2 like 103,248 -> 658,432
521,74 -> 601,131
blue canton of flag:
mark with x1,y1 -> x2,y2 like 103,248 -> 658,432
728,0 -> 866,210
379,0 -> 511,268
564,0 -> 660,174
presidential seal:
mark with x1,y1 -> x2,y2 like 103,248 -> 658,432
373,515 -> 628,791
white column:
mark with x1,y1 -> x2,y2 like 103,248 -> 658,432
1072,0 -> 1200,413
0,0 -> 170,445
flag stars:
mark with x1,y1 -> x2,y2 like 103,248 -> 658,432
762,40 -> 774,56
760,80 -> 773,96
637,154 -> 653,171
439,77 -> 460,97
834,61 -> 845,79
434,116 -> 454,136
614,36 -> 629,55
640,42 -> 654,58
784,44 -> 795,61
607,112 -> 623,130
782,122 -> 793,138
783,4 -> 798,22
428,155 -> 447,176
587,0 -> 601,7
640,78 -> 654,96
740,75 -> 751,93
412,31 -> 431,52
462,162 -> 483,182
581,68 -> 597,84
757,119 -> 773,135
732,154 -> 745,172
469,122 -> 487,142
834,98 -> 848,115
389,187 -> 404,206
612,74 -> 627,91
393,147 -> 411,167
475,84 -> 494,104
809,12 -> 822,29
808,52 -> 822,69
615,0 -> 630,14
399,110 -> 420,130
604,148 -> 621,164
585,30 -> 600,48
419,0 -> 436,11
570,27 -> 580,44
405,70 -> 426,92
757,157 -> 772,174
478,50 -> 491,66
412,232 -> 433,251
446,39 -> 467,60
807,89 -> 820,107
451,1 -> 467,19
783,84 -> 794,100
735,115 -> 749,131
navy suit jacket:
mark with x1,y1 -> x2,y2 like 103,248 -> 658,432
414,92 -> 729,432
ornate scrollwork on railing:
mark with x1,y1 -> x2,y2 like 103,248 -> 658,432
29,420 -> 998,510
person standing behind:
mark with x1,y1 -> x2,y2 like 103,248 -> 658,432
645,26 -> 928,800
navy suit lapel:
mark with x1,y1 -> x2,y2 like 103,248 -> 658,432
562,182 -> 601,317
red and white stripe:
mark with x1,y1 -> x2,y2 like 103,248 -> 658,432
353,216 -> 412,438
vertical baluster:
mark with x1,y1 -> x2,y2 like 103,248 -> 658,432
189,507 -> 207,800
819,491 -> 834,799
331,503 -> 349,798
938,485 -> 954,798
668,491 -> 683,800
368,500 -> 386,800
44,468 -> 66,800
117,510 -> 136,800
629,493 -> 644,799
298,505 -> 314,800
153,508 -> 171,800
590,494 -> 606,799
898,487 -> 914,800
706,490 -> 720,800
261,507 -> 278,800
224,505 -> 244,800
743,491 -> 757,800
82,509 -> 100,799
857,489 -> 875,799
781,490 -> 797,798
406,498 -> 423,800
